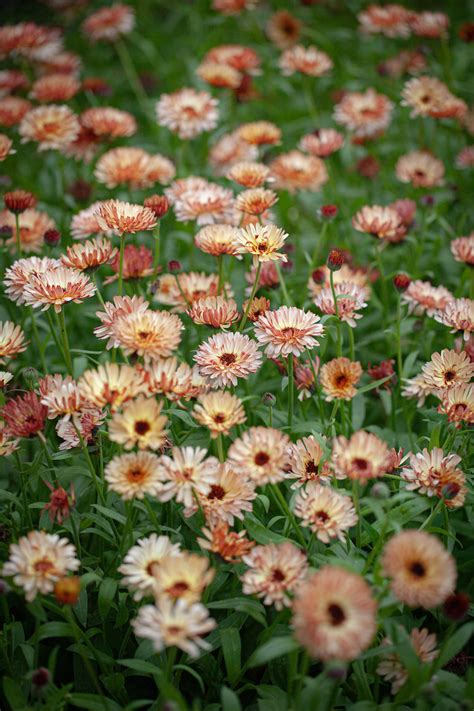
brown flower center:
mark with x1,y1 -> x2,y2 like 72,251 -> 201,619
146,560 -> 159,576
271,568 -> 285,582
335,374 -> 348,387
305,460 -> 318,474
213,413 -> 226,423
126,467 -> 147,482
327,603 -> 345,626
134,420 -> 150,435
353,457 -> 368,472
409,561 -> 426,578
34,557 -> 54,574
208,484 -> 226,500
315,509 -> 329,523
166,581 -> 189,598
220,352 -> 236,366
254,451 -> 270,466
444,370 -> 456,383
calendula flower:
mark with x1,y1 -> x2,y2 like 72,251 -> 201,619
269,150 -> 328,193
0,321 -> 27,362
0,68 -> 28,95
0,134 -> 15,161
377,628 -> 439,694
80,107 -> 136,138
156,88 -> 219,139
266,10 -> 301,49
94,295 -> 149,348
279,45 -> 333,77
401,76 -> 466,119
142,357 -> 201,402
254,306 -> 324,357
0,208 -> 55,254
396,150 -> 444,188
198,522 -> 254,563
315,281 -> 368,327
82,3 -> 134,41
19,105 -> 79,151
298,129 -> 344,158
320,358 -> 363,400
78,363 -> 147,412
331,430 -> 391,480
236,223 -> 288,264
132,598 -> 216,658
293,566 -> 377,661
422,349 -> 474,390
381,530 -> 457,608
237,121 -> 281,146
56,407 -> 105,451
105,451 -> 163,500
227,426 -> 291,485
193,390 -> 246,437
174,184 -> 235,226
153,552 -> 214,602
0,96 -> 32,128
40,381 -> 85,422
22,266 -> 96,312
108,395 -> 167,450
61,237 -> 117,272
438,383 -> 474,426
334,89 -> 393,140
352,205 -> 406,242
402,279 -> 454,317
188,296 -> 239,329
195,332 -> 262,388
4,190 -> 36,214
308,264 -> 370,299
241,542 -> 308,610
227,161 -> 272,188
235,188 -> 278,216
358,4 -> 412,37
186,462 -> 256,524
119,534 -> 181,601
0,22 -> 63,61
1,391 -> 47,438
196,62 -> 241,90
378,49 -> 427,79
451,235 -> 474,265
402,374 -> 436,407
294,483 -> 358,542
289,435 -> 332,488
156,446 -> 219,508
95,147 -> 175,190
194,224 -> 240,256
95,200 -> 157,234
411,11 -> 449,38
2,530 -> 79,602
0,371 -> 13,388
203,44 -> 260,72
210,132 -> 258,175
434,298 -> 474,341
109,309 -> 183,361
456,147 -> 474,169
105,244 -> 154,284
71,202 -> 118,240
401,448 -> 466,508
30,73 -> 80,102
42,483 -> 75,525
0,424 -> 18,456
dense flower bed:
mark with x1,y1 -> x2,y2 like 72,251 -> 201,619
0,1 -> 472,710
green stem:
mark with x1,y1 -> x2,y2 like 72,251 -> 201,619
92,273 -> 106,308
37,432 -> 58,485
287,353 -> 294,428
239,261 -> 261,330
271,484 -> 306,548
275,261 -> 291,305
153,222 -> 160,275
118,232 -> 126,296
217,255 -> 224,295
216,433 -> 225,462
329,270 -> 342,357
144,496 -> 161,532
375,244 -> 388,318
311,222 -> 328,268
56,308 -> 73,375
396,295 -> 403,380
15,450 -> 33,529
352,480 -> 362,548
14,213 -> 22,256
29,308 -> 47,374
114,37 -> 149,117
347,323 -> 355,362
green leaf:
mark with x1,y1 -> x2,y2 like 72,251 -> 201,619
118,658 -> 161,676
247,636 -> 299,669
208,598 -> 267,627
221,628 -> 241,685
69,692 -> 122,711
38,622 -> 73,641
3,678 -> 27,711
220,686 -> 241,711
92,505 -> 127,525
244,515 -> 288,545
436,622 -> 474,669
98,578 -> 118,620
356,376 -> 392,395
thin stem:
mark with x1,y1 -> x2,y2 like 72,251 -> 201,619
37,432 -> 58,485
352,480 -> 362,548
56,309 -> 73,375
239,261 -> 261,330
46,308 -> 65,365
153,222 -> 160,275
114,37 -> 149,117
144,496 -> 160,532
15,450 -> 33,529
375,244 -> 388,318
287,353 -> 294,428
347,323 -> 355,362
14,213 -> 22,256
118,232 -> 126,296
329,270 -> 342,357
29,309 -> 47,374
217,255 -> 224,295
396,295 -> 403,380
275,262 -> 291,305
92,273 -> 106,308
311,222 -> 328,268
216,433 -> 225,463
271,484 -> 306,548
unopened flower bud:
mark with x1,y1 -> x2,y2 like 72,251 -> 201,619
31,667 -> 51,690
311,268 -> 326,285
22,366 -> 39,385
441,482 -> 461,501
4,189 -> 36,214
144,194 -> 170,219
168,260 -> 182,274
262,392 -> 276,407
44,229 -> 61,247
54,576 -> 81,605
320,204 -> 338,220
327,248 -> 345,272
371,482 -> 390,499
443,592 -> 470,621
68,179 -> 92,203
393,273 -> 410,291
0,225 -> 13,240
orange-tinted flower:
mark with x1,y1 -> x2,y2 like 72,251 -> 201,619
196,62 -> 241,90
401,76 -> 467,119
0,22 -> 63,61
438,383 -> 474,426
411,11 -> 449,38
30,73 -> 80,102
78,363 -> 147,412
315,281 -> 368,327
396,150 -> 444,188
95,200 -> 157,234
270,150 -> 328,192
209,131 -> 258,175
320,357 -> 362,400
106,244 -> 153,283
402,279 -> 453,317
194,224 -> 240,256
54,576 -> 81,605
279,45 -> 332,77
334,88 -> 393,140
254,305 -> 324,357
352,204 -> 406,241
156,88 -> 219,140
95,147 -> 175,189
241,542 -> 308,609
188,296 -> 239,329
1,391 -> 47,438
82,3 -> 135,42
174,183 -> 235,225
299,129 -> 344,158
294,483 -> 358,542
19,105 -> 79,151
61,237 -> 117,272
235,188 -> 277,216
0,208 -> 55,254
266,10 -> 302,49
156,446 -> 219,507
227,161 -> 272,187
237,121 -> 281,146
358,4 -> 412,37
198,522 -> 254,563
195,332 -> 262,388
105,451 -> 163,500
80,107 -> 136,138
110,309 -> 183,361
0,96 -> 32,128
193,390 -> 246,437
23,266 -> 95,312
228,426 -> 291,485
331,430 -> 391,480
377,628 -> 438,694
434,298 -> 474,341
0,321 -> 27,362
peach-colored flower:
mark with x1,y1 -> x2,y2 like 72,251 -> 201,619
289,435 -> 332,487
40,380 -> 85,422
108,395 -> 167,451
0,208 -> 55,254
154,272 -> 231,312
61,237 -> 117,272
192,390 -> 246,437
279,45 -> 332,77
119,533 -> 181,601
95,200 -> 157,234
315,281 -> 368,327
254,305 -> 324,357
174,184 -> 235,225
377,628 -> 439,694
237,121 -> 281,146
80,107 -> 136,138
78,363 -> 147,412
196,62 -> 241,90
456,146 -> 474,169
411,11 -> 449,38
378,49 -> 427,78
298,129 -> 344,158
438,383 -> 474,426
266,11 -> 301,49
0,134 -> 15,161
0,23 -> 63,61
105,451 -> 163,500
71,202 -> 120,240
156,447 -> 219,507
227,426 -> 291,485
142,357 -> 206,402
0,96 -> 32,128
396,150 -> 444,188
294,483 -> 358,543
22,267 -> 95,312
153,551 -> 214,603
19,105 -> 79,151
198,522 -> 254,563
1,391 -> 47,438
227,161 -> 272,188
331,430 -> 391,480
194,224 -> 241,256
334,88 -> 393,140
381,530 -> 457,608
110,309 -> 183,361
358,4 -> 413,37
187,461 -> 256,524
95,147 -> 175,189
203,44 -> 260,74
235,188 -> 278,216
270,150 -> 328,193
188,296 -> 239,329
434,298 -> 474,341
156,88 -> 219,139
82,3 -> 135,42
308,264 -> 370,300
0,321 -> 27,362
352,205 -> 406,241
451,234 -> 474,265
105,244 -> 153,284
293,566 -> 377,661
30,73 -> 80,102
0,69 -> 28,95
209,132 -> 258,175
402,279 -> 454,317
236,223 -> 288,264
401,447 -> 466,508
401,76 -> 467,119
320,358 -> 363,400
94,295 -> 149,348
4,257 -> 60,305
56,408 -> 105,451
422,349 -> 474,390
241,542 -> 308,610
195,332 -> 262,388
